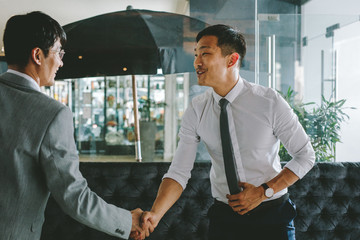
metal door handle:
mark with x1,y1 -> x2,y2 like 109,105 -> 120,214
266,35 -> 276,89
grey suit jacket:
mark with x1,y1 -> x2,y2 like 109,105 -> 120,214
0,72 -> 131,240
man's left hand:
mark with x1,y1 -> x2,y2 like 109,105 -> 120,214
226,182 -> 266,215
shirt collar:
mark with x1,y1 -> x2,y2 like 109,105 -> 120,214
7,69 -> 41,92
212,75 -> 245,105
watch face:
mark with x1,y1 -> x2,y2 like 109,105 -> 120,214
265,188 -> 274,198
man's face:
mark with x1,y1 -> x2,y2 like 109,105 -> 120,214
194,35 -> 229,89
39,39 -> 63,87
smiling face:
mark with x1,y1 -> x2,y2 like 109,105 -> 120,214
194,35 -> 230,90
39,39 -> 64,87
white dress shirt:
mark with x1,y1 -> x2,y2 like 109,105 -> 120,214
164,77 -> 315,204
7,69 -> 41,92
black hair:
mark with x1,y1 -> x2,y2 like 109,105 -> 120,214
3,11 -> 66,67
196,24 -> 246,66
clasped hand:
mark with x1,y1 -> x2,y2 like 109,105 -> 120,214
226,182 -> 266,215
130,209 -> 159,240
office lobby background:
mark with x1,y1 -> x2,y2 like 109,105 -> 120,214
0,0 -> 359,162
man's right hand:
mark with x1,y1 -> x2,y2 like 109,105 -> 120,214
140,210 -> 160,236
130,208 -> 145,240
132,178 -> 183,239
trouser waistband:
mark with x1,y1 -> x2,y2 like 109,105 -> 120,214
214,193 -> 289,215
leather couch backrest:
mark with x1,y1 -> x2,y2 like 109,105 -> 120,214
41,162 -> 360,240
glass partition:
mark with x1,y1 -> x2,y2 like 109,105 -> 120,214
256,13 -> 360,162
0,57 -> 7,74
257,14 -> 300,94
53,74 -> 187,162
2,10 -> 358,163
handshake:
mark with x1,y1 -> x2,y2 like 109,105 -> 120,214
130,208 -> 160,240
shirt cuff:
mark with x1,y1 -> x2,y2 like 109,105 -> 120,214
284,157 -> 314,179
162,172 -> 187,190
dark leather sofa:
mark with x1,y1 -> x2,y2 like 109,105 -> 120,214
41,162 -> 360,240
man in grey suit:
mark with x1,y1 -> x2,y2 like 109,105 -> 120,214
0,11 -> 146,240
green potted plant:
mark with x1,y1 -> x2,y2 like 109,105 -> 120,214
279,87 -> 355,162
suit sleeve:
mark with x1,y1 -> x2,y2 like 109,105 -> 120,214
39,106 -> 132,239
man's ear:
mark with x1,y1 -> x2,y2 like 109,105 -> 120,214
228,52 -> 240,68
31,48 -> 42,65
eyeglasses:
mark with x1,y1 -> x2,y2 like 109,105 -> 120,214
50,49 -> 65,60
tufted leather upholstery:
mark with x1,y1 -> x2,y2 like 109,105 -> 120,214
41,162 -> 360,240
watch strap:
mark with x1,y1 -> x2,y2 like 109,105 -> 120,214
261,183 -> 269,190
261,183 -> 274,198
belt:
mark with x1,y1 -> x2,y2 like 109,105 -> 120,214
247,193 -> 289,215
214,193 -> 289,215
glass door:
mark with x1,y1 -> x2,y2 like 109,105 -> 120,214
256,14 -> 301,94
256,13 -> 359,162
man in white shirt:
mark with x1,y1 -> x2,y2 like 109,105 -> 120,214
140,24 -> 315,240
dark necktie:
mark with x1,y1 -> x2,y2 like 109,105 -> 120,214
219,98 -> 241,195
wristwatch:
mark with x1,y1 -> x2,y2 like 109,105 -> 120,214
261,183 -> 274,198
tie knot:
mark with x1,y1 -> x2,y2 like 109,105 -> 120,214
219,98 -> 229,110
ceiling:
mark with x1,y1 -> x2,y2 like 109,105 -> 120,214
0,0 -> 189,55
